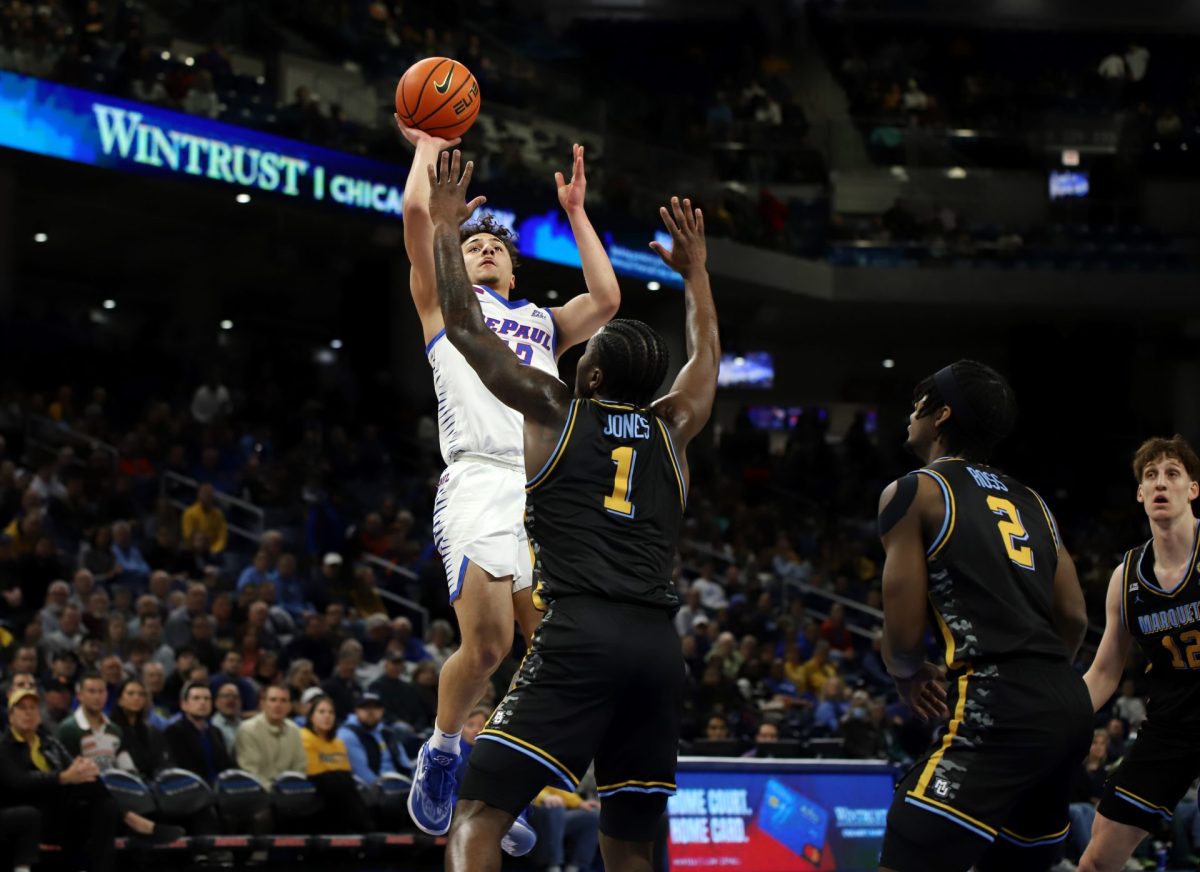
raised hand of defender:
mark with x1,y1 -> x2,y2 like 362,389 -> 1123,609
650,196 -> 707,279
555,143 -> 587,214
394,115 -> 461,151
426,149 -> 486,228
895,661 -> 949,722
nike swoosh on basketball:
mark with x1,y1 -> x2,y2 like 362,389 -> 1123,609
434,68 -> 454,94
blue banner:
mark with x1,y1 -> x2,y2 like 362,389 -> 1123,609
0,70 -> 680,285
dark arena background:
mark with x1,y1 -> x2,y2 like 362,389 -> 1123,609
1,1 -> 1198,870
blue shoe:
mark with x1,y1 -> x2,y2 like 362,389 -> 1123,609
501,807 -> 537,857
406,740 -> 459,836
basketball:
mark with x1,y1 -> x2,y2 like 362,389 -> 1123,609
395,57 -> 481,140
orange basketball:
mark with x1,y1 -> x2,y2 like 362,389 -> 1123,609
395,57 -> 481,140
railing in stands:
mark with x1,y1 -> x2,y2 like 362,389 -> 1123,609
358,553 -> 430,634
24,413 -> 119,471
160,471 -> 265,545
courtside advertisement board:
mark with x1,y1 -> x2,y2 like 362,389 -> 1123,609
668,758 -> 894,871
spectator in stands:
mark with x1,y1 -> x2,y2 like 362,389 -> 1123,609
107,521 -> 149,586
1066,729 -> 1110,861
531,780 -> 602,872
81,527 -> 120,584
741,720 -> 780,758
39,603 -> 83,662
8,644 -> 37,681
321,639 -> 364,718
337,692 -> 409,784
274,553 -> 308,618
98,653 -> 125,701
210,650 -> 259,712
141,661 -> 172,718
814,676 -> 850,735
136,614 -> 175,674
674,587 -> 704,637
190,372 -> 232,424
689,561 -> 729,610
212,682 -> 242,750
284,613 -> 335,677
837,689 -> 885,758
301,694 -> 371,831
423,619 -> 455,668
369,649 -> 428,731
819,603 -> 857,662
37,580 -> 70,635
1,687 -> 118,872
188,611 -> 222,673
285,656 -> 319,710
237,550 -> 277,592
56,671 -> 133,770
41,676 -> 73,728
801,640 -> 837,695
1105,717 -> 1129,762
165,582 -> 212,650
1113,679 -> 1146,732
706,632 -> 743,681
704,714 -> 731,742
235,684 -> 306,782
390,615 -> 428,663
164,681 -> 235,783
108,677 -> 169,778
410,659 -> 439,728
181,484 -> 228,555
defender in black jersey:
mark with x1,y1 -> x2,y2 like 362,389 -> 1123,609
426,151 -> 720,872
1079,436 -> 1200,872
877,361 -> 1092,872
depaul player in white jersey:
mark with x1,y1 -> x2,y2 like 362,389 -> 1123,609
396,119 -> 620,845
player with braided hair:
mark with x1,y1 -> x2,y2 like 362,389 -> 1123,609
426,150 -> 720,872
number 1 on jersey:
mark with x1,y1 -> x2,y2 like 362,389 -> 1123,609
987,496 -> 1035,569
604,446 -> 637,518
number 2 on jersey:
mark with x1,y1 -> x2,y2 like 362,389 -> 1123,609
987,496 -> 1035,569
604,446 -> 636,518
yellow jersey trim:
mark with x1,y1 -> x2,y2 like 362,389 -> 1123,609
527,400 -> 580,492
656,418 -> 687,510
1114,786 -> 1173,814
1138,523 -> 1200,599
914,669 -> 972,796
1027,487 -> 1062,552
478,729 -> 580,787
1000,823 -> 1071,843
930,604 -> 963,670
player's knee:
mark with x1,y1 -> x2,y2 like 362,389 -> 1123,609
459,633 -> 510,676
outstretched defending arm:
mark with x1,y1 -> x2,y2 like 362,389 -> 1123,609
649,197 -> 721,452
427,150 -> 571,431
549,144 -> 621,353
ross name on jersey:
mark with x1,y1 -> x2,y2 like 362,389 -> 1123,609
603,412 -> 650,440
966,466 -> 1009,492
483,316 -> 553,351
1137,601 -> 1200,636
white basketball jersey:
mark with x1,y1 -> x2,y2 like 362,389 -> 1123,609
427,285 -> 560,464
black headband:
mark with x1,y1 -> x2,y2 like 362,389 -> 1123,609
933,365 -> 976,434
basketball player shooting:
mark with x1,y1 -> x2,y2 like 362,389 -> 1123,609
395,120 -> 620,848
427,149 -> 719,872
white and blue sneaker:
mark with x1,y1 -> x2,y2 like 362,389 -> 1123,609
500,807 -> 537,857
406,740 -> 459,836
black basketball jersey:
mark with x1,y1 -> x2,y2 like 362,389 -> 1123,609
1120,528 -> 1200,724
524,398 -> 685,612
919,458 -> 1070,670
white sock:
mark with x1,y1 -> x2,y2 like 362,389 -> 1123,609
430,725 -> 462,754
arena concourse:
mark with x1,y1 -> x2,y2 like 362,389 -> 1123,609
0,0 -> 1198,870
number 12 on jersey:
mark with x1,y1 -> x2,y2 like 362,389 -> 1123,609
604,446 -> 637,518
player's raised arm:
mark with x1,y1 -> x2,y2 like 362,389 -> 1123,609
397,119 -> 461,340
548,144 -> 621,354
428,151 -> 571,430
1083,564 -> 1134,711
649,197 -> 720,450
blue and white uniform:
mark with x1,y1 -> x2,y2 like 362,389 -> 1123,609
427,285 -> 559,601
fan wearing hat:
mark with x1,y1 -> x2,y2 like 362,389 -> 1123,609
1,687 -> 182,872
337,692 -> 411,785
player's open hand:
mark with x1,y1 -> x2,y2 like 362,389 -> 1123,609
895,661 -> 949,722
650,196 -> 706,279
426,149 -> 486,228
394,115 -> 461,151
555,143 -> 587,214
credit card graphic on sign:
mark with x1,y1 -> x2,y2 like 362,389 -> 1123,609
758,777 -> 828,866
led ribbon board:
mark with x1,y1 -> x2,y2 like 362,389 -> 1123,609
0,70 -> 681,286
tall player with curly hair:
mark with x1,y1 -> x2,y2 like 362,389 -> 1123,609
395,121 -> 621,849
